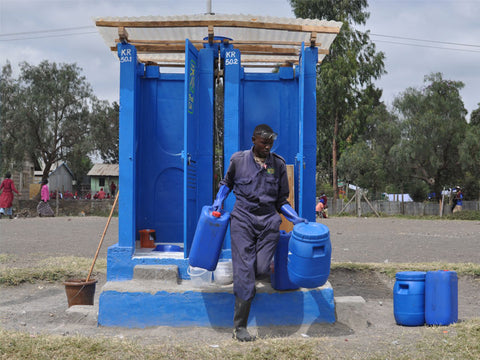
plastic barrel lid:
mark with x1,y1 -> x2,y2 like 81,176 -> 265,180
395,271 -> 426,280
292,222 -> 329,241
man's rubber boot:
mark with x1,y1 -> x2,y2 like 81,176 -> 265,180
232,297 -> 255,342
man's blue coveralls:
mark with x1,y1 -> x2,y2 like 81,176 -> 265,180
219,147 -> 290,301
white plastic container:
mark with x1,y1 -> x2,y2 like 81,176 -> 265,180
187,266 -> 212,288
213,260 -> 233,285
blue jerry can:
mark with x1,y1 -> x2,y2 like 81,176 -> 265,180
188,206 -> 230,271
271,231 -> 299,291
425,270 -> 458,326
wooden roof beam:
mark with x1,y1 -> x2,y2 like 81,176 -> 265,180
96,19 -> 341,34
208,25 -> 214,44
116,38 -> 324,47
118,27 -> 129,43
310,32 -> 317,47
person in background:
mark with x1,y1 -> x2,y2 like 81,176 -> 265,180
212,124 -> 307,342
110,181 -> 117,196
97,187 -> 106,200
316,197 -> 327,219
317,193 -> 328,218
453,187 -> 463,213
0,172 -> 21,219
37,179 -> 54,217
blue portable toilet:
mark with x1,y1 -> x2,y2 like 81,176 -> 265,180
94,14 -> 342,328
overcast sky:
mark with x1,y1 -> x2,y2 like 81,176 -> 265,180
1,0 -> 479,118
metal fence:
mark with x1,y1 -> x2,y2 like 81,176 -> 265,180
330,199 -> 480,217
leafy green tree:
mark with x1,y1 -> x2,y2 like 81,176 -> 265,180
338,103 -> 402,198
2,61 -> 95,180
392,72 -> 467,200
470,103 -> 480,127
290,0 -> 386,210
91,100 -> 119,164
459,106 -> 480,199
65,143 -> 93,189
0,62 -> 25,173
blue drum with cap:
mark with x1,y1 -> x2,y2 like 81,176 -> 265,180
287,222 -> 331,288
393,271 -> 426,326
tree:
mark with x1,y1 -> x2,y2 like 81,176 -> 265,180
470,103 -> 480,127
0,62 -> 25,172
458,105 -> 480,199
90,100 -> 119,164
338,103 -> 403,198
2,61 -> 95,180
392,72 -> 467,200
289,0 -> 386,211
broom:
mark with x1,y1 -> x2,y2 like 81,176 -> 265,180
86,190 -> 119,282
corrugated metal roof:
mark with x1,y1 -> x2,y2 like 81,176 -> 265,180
95,13 -> 342,67
87,164 -> 119,177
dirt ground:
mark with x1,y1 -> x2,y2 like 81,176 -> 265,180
1,216 -> 479,352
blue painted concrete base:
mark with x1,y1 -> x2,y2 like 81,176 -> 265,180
98,281 -> 335,328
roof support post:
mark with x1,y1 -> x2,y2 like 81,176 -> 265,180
117,42 -> 138,249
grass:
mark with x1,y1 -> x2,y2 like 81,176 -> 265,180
1,319 -> 479,359
0,256 -> 107,286
331,261 -> 480,278
0,254 -> 14,264
2,257 -> 478,286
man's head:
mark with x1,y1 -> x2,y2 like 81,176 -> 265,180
252,124 -> 278,158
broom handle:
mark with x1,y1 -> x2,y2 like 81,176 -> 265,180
86,190 -> 119,282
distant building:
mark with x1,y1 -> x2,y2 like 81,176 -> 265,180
87,164 -> 119,194
48,163 -> 74,193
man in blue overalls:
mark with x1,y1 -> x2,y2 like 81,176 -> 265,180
212,124 -> 307,341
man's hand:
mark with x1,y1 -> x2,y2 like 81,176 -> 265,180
212,185 -> 231,212
280,204 -> 308,225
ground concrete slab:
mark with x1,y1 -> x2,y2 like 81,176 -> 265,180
98,279 -> 335,328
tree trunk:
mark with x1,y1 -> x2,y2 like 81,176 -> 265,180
332,113 -> 339,214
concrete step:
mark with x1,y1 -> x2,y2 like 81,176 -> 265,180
334,296 -> 367,329
133,264 -> 179,282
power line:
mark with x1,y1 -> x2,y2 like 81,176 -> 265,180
0,31 -> 98,42
0,26 -> 93,37
374,39 -> 480,53
370,33 -> 480,49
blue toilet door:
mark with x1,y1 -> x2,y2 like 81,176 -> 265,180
183,39 -> 215,257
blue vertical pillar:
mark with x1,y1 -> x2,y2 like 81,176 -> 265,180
196,47 -> 215,215
222,47 -> 242,250
117,43 -> 138,248
302,46 -> 318,221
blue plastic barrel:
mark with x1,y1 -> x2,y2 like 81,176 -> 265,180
393,271 -> 426,326
425,270 -> 458,326
287,222 -> 331,289
271,231 -> 299,291
188,206 -> 230,271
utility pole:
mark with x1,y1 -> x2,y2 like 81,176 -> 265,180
206,0 -> 214,15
